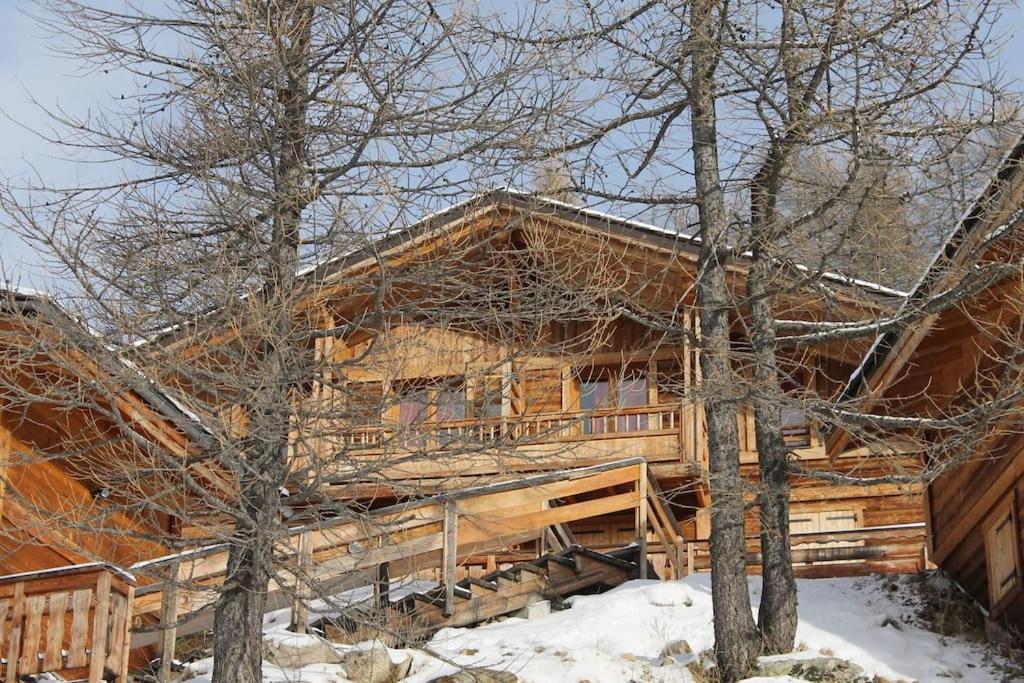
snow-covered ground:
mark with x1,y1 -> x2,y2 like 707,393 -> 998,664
181,573 -> 1022,683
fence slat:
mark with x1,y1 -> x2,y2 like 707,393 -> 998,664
88,571 -> 112,683
68,589 -> 91,669
0,600 -> 8,679
19,595 -> 45,673
43,592 -> 68,671
6,582 -> 24,683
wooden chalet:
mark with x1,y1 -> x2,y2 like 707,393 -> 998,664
210,189 -> 926,579
829,138 -> 1024,630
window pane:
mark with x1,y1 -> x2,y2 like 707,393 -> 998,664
473,377 -> 504,418
436,388 -> 467,421
579,379 -> 610,410
397,399 -> 426,424
617,375 -> 647,408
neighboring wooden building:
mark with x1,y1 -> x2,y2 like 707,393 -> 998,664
0,288 -> 213,574
828,138 -> 1024,623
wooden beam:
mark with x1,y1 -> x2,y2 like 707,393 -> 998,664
289,532 -> 313,634
88,570 -> 112,683
442,501 -> 457,617
636,466 -> 648,579
158,559 -> 180,683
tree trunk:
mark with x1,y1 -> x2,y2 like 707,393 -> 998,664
212,4 -> 312,681
212,460 -> 287,683
748,256 -> 798,654
689,1 -> 760,679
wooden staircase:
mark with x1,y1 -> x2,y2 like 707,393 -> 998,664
320,544 -> 643,644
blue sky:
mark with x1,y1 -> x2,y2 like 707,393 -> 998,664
1,1 -> 1023,289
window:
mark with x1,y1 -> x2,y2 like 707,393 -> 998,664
986,501 -> 1020,608
578,367 -> 650,434
472,376 -> 505,419
789,508 -> 863,563
579,378 -> 611,411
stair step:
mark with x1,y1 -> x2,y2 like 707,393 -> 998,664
465,577 -> 499,592
517,563 -> 546,577
483,569 -> 519,584
543,554 -> 579,571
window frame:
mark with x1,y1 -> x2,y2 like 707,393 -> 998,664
985,494 -> 1022,612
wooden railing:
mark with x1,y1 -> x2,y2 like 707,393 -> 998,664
0,563 -> 135,683
132,458 -> 684,656
341,402 -> 814,470
345,404 -> 682,448
686,523 -> 927,577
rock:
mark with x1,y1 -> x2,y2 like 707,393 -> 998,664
432,668 -> 518,682
263,633 -> 342,668
513,599 -> 550,620
341,642 -> 411,683
659,639 -> 692,658
754,655 -> 869,682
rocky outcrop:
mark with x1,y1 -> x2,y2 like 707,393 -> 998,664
342,642 -> 412,683
753,654 -> 869,682
432,667 -> 518,682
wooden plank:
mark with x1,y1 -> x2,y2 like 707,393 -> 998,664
290,534 -> 313,634
43,591 -> 68,671
105,593 -> 128,675
158,558 -> 180,682
117,585 -> 134,682
442,501 -> 458,617
68,589 -> 91,668
18,594 -> 44,674
637,466 -> 648,580
0,601 -> 8,671
6,582 -> 23,683
88,571 -> 112,683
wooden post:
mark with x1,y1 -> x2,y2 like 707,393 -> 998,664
117,585 -> 135,683
442,500 -> 458,617
88,571 -> 112,683
374,562 -> 390,611
636,466 -> 648,579
6,582 -> 23,683
158,560 -> 180,683
676,537 -> 687,578
290,532 -> 313,634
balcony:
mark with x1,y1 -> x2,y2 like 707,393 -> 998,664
317,401 -> 815,487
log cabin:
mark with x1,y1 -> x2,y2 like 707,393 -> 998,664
827,136 -> 1024,629
145,189 -> 928,579
0,287 -> 217,573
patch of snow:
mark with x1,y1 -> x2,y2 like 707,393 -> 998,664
181,573 -> 1017,683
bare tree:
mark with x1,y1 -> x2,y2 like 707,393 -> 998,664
0,2 -> 587,681
494,0 -> 1019,678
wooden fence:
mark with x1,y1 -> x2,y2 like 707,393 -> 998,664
0,563 -> 135,683
685,523 -> 928,578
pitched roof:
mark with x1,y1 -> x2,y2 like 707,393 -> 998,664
311,189 -> 909,299
0,286 -> 211,443
836,136 -> 1024,405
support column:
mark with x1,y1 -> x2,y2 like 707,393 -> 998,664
442,500 -> 458,617
636,466 -> 648,579
158,559 -> 180,683
290,532 -> 313,634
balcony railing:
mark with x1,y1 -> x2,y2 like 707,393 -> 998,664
344,404 -> 682,448
338,402 -> 816,466
0,563 -> 135,683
